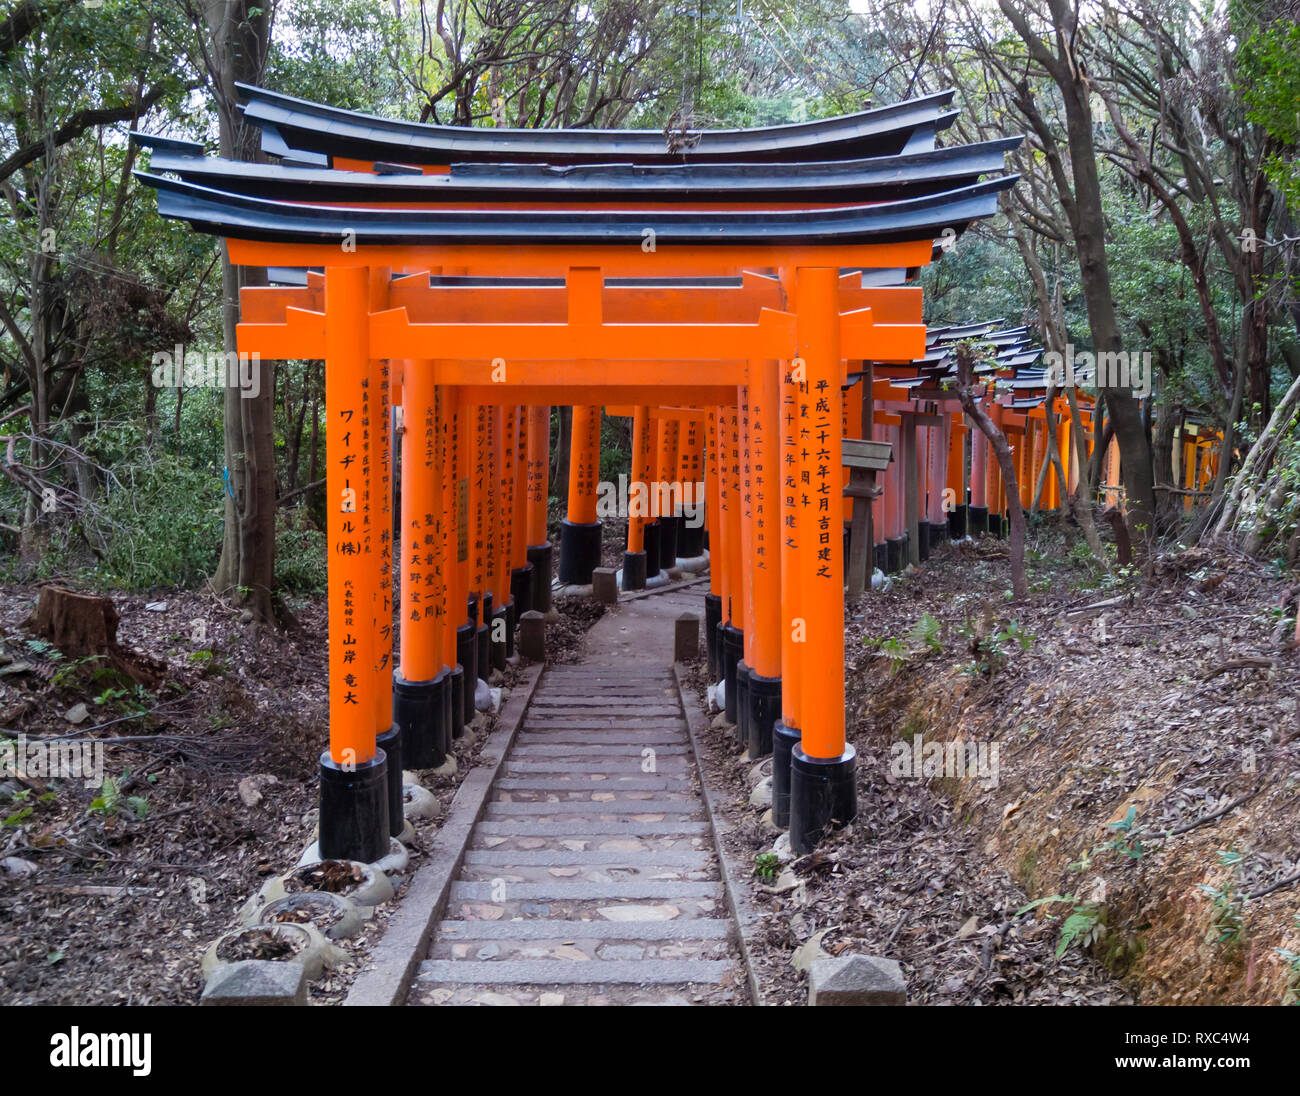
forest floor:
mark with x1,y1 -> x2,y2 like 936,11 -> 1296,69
688,522 -> 1300,1006
0,583 -> 590,1005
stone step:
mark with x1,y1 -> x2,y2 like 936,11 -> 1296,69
495,776 -> 690,792
435,918 -> 732,940
417,959 -> 731,986
450,895 -> 721,922
510,744 -> 691,758
470,833 -> 709,854
458,862 -> 715,885
493,792 -> 697,808
516,733 -> 690,747
449,881 -> 722,903
503,760 -> 691,774
531,695 -> 676,706
528,708 -> 682,720
463,849 -> 712,868
484,800 -> 702,817
474,820 -> 709,837
432,935 -> 733,963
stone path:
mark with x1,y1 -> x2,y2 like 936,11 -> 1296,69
408,583 -> 745,1005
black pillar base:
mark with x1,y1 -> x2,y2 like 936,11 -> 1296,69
318,750 -> 389,864
989,512 -> 1005,539
720,623 -> 743,724
644,520 -> 662,578
622,550 -> 647,591
948,503 -> 968,540
449,664 -> 466,739
746,672 -> 781,759
393,673 -> 445,770
510,564 -> 534,619
476,592 -> 493,683
929,521 -> 947,551
374,726 -> 403,838
917,520 -> 931,562
456,623 -> 476,725
659,514 -> 679,569
676,516 -> 705,558
526,543 -> 553,614
704,593 -> 722,679
968,505 -> 989,536
557,518 -> 602,585
492,604 -> 509,671
873,543 -> 887,576
885,536 -> 905,574
735,660 -> 752,750
789,744 -> 858,855
772,720 -> 800,830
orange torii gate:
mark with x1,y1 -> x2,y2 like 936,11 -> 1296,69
136,86 -> 1019,859
233,257 -> 929,858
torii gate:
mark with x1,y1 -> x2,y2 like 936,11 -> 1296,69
136,86 -> 1018,861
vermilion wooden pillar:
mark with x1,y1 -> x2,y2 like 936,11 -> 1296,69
703,409 -> 723,678
773,352 -> 804,829
319,265 -> 388,863
393,358 -> 449,775
744,359 -> 783,758
788,266 -> 855,855
508,404 -> 533,622
675,412 -> 705,559
623,405 -> 654,591
719,403 -> 745,724
524,405 -> 553,613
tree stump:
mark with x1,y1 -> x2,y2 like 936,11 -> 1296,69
30,586 -> 161,686
32,587 -> 120,657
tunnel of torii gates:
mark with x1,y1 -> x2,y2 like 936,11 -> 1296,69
134,82 -> 1213,863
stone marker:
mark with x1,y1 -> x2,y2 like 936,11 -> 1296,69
592,567 -> 619,605
674,613 -> 700,662
518,610 -> 546,662
808,954 -> 906,1006
201,959 -> 307,1006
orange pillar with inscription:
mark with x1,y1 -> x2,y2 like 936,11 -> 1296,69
623,405 -> 654,591
524,405 -> 553,614
744,359 -> 783,758
788,266 -> 856,855
318,265 -> 388,863
704,409 -> 724,678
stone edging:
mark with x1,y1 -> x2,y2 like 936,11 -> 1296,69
619,575 -> 709,603
673,661 -> 767,1007
343,662 -> 544,1007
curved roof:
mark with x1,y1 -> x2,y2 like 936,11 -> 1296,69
236,83 -> 960,166
133,135 -> 1021,206
135,171 -> 1017,247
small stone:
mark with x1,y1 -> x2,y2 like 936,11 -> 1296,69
552,945 -> 589,961
0,857 -> 37,878
64,703 -> 89,725
476,944 -> 500,960
473,992 -> 519,1006
808,955 -> 907,1006
591,793 -> 616,802
597,904 -> 679,922
520,902 -> 551,915
560,840 -> 588,851
517,837 -> 546,849
145,601 -> 168,612
749,776 -> 773,809
792,929 -> 832,972
598,944 -> 645,961
598,839 -> 643,851
548,867 -> 581,877
539,993 -> 565,1006
771,833 -> 794,863
201,960 -> 306,1006
463,904 -> 505,920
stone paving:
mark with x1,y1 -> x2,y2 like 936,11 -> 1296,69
408,583 -> 746,1005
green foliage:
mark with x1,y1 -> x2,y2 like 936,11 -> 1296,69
1017,893 -> 1106,958
88,772 -> 149,820
275,513 -> 328,594
1197,850 -> 1247,950
753,852 -> 780,883
909,613 -> 943,654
